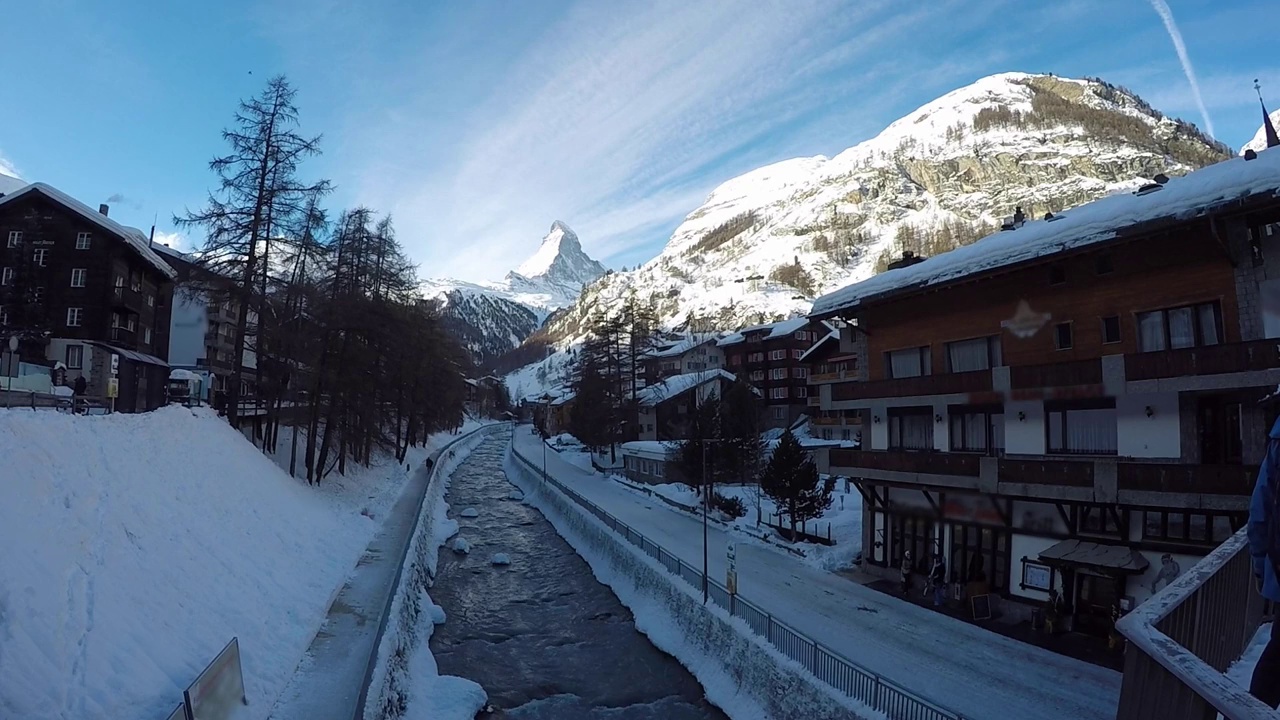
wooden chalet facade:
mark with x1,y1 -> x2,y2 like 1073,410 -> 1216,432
720,317 -> 827,428
808,151 -> 1280,635
0,182 -> 176,412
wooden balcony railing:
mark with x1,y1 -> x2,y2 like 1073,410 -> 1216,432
1125,339 -> 1280,381
998,457 -> 1094,487
829,370 -> 992,401
829,449 -> 981,477
1009,358 -> 1103,389
1116,529 -> 1272,720
1117,463 -> 1256,496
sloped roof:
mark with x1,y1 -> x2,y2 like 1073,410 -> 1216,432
636,368 -> 737,406
811,150 -> 1280,318
717,316 -> 811,346
0,182 -> 177,279
644,333 -> 722,359
798,329 -> 840,363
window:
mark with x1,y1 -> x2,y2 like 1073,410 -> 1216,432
889,408 -> 933,451
950,408 -> 1004,454
66,344 -> 84,369
0,306 -> 7,325
1,267 -> 12,285
1136,302 -> 1222,352
1049,265 -> 1066,285
144,327 -> 152,344
946,336 -> 1001,373
1047,400 -> 1117,455
750,370 -> 764,381
6,231 -> 20,248
71,268 -> 87,287
795,331 -> 809,341
1079,505 -> 1124,538
32,286 -> 44,303
728,354 -> 741,367
130,272 -> 142,293
66,307 -> 83,327
1096,253 -> 1114,275
792,349 -> 804,359
749,352 -> 764,362
769,349 -> 786,361
76,232 -> 91,250
654,462 -> 664,478
770,368 -> 786,380
1101,315 -> 1121,344
772,407 -> 786,420
33,248 -> 48,266
770,387 -> 789,399
146,293 -> 155,307
793,367 -> 808,378
1143,511 -> 1238,545
1054,322 -> 1073,350
125,315 -> 136,332
886,346 -> 930,378
795,386 -> 808,398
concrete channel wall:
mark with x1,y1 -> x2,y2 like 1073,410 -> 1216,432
504,446 -> 881,720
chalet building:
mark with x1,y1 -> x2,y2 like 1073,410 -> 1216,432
800,325 -> 863,444
154,244 -> 257,406
635,368 -> 738,441
619,441 -> 684,485
640,334 -> 725,388
0,182 -> 175,412
808,150 -> 1280,635
719,317 -> 830,428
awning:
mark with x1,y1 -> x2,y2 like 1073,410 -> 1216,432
1038,539 -> 1150,574
85,341 -> 169,368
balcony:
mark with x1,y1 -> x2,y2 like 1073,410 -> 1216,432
1009,358 -> 1103,389
1115,529 -> 1271,720
1117,462 -> 1256,496
998,457 -> 1094,487
829,448 -> 981,477
830,370 -> 992,401
1125,338 -> 1280,382
807,395 -> 821,407
109,326 -> 136,345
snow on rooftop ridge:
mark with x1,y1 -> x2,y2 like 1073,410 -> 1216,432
0,182 -> 177,279
718,316 -> 811,346
636,368 -> 737,406
811,150 -> 1280,317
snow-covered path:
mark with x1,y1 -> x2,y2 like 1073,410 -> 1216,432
511,430 -> 1121,720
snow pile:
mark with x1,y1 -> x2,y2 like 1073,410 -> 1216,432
490,553 -> 512,566
0,406 -> 375,719
506,490 -> 525,501
450,537 -> 472,554
505,451 -> 881,720
362,425 -> 502,720
459,507 -> 480,518
1243,110 -> 1280,154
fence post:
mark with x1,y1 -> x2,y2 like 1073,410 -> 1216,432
730,592 -> 736,617
766,614 -> 774,644
810,639 -> 818,674
872,675 -> 882,711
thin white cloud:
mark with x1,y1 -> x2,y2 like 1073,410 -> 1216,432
0,151 -> 21,179
152,230 -> 189,252
1147,0 -> 1216,137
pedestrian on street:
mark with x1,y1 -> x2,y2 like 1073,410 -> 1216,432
929,556 -> 947,607
899,550 -> 913,596
1247,410 -> 1280,709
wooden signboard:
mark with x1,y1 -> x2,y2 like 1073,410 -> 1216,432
971,594 -> 992,621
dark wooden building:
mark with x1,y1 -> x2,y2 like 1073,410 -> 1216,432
720,317 -> 829,428
0,182 -> 176,411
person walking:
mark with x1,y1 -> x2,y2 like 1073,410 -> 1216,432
1248,412 -> 1280,708
929,556 -> 948,607
899,550 -> 914,596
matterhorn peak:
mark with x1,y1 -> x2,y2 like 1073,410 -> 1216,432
515,221 -> 586,278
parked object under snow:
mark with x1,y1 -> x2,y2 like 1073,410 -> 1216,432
491,553 -> 512,566
451,537 -> 472,554
459,507 -> 480,518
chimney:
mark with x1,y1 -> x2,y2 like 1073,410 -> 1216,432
98,203 -> 109,217
887,250 -> 926,271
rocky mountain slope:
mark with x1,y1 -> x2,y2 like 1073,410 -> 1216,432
502,72 -> 1231,398
423,221 -> 607,365
1243,108 -> 1280,154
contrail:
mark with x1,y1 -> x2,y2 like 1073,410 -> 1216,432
1148,0 -> 1215,138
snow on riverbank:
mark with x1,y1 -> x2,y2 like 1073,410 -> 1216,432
0,406 -> 388,719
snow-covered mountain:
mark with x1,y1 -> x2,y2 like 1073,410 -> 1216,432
423,221 -> 607,365
503,72 -> 1231,399
529,73 -> 1230,347
1243,108 -> 1280,154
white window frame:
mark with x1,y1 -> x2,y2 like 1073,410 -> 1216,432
143,327 -> 152,344
75,232 -> 92,250
796,386 -> 808,398
66,344 -> 84,369
769,349 -> 786,361
770,367 -> 787,380
1,267 -> 12,286
146,293 -> 155,307
772,407 -> 786,420
0,306 -> 8,325
6,231 -> 20,248
793,367 -> 808,378
71,268 -> 87,287
33,248 -> 48,266
66,307 -> 83,327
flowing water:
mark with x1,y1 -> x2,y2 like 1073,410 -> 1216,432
429,432 -> 727,720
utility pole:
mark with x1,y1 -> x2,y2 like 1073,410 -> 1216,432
702,437 -> 709,604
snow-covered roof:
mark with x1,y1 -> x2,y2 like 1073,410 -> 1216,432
0,172 -> 27,196
797,328 -> 840,363
550,391 -> 576,406
169,369 -> 198,381
811,150 -> 1280,318
644,333 -> 721,359
619,440 -> 672,460
635,369 -> 737,407
0,182 -> 178,280
717,316 -> 810,346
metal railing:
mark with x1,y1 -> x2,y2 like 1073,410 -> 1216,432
510,437 -> 965,720
1115,528 -> 1274,720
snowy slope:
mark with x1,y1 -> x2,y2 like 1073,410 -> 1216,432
525,72 -> 1229,364
0,407 -> 401,720
424,221 -> 607,364
1242,108 -> 1280,154
0,165 -> 24,196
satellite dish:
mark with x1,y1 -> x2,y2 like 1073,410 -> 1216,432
7,336 -> 16,352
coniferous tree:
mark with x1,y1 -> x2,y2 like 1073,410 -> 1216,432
760,428 -> 834,540
672,394 -> 726,503
718,378 -> 766,522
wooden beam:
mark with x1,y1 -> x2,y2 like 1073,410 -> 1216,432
1055,502 -> 1073,535
989,496 -> 1012,527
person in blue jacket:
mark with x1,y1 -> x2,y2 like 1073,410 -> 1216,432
1248,413 -> 1280,708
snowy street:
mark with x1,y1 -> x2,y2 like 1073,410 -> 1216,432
511,429 -> 1122,720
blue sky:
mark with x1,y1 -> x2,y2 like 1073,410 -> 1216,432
1,0 -> 1275,282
